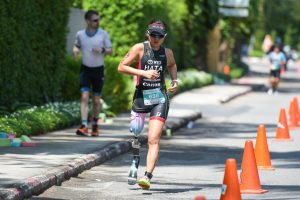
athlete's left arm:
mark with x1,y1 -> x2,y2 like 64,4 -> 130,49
166,48 -> 178,93
280,52 -> 286,65
103,31 -> 112,55
104,48 -> 112,55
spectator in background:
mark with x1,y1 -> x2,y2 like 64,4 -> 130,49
262,34 -> 273,54
283,45 -> 291,70
283,45 -> 291,57
267,44 -> 286,95
73,10 -> 112,137
275,36 -> 282,45
290,48 -> 298,61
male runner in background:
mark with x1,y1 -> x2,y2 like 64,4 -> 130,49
73,10 -> 112,136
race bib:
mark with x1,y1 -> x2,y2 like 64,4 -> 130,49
142,88 -> 165,105
270,64 -> 276,70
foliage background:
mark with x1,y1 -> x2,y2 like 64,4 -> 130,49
0,0 -> 69,110
65,0 -> 221,113
0,0 -> 266,135
73,0 -> 219,69
0,0 -> 265,115
252,0 -> 300,53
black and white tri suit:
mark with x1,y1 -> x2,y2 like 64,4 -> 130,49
132,41 -> 169,123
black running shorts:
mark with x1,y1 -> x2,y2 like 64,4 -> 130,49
80,64 -> 104,96
270,69 -> 280,79
132,88 -> 169,122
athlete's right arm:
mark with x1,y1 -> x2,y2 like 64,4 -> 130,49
73,32 -> 81,58
118,44 -> 159,79
73,45 -> 81,58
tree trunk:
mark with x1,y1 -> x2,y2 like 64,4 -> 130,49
207,24 -> 221,72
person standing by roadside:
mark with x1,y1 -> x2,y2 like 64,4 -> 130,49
73,10 -> 112,136
118,20 -> 178,190
267,44 -> 286,95
262,34 -> 273,55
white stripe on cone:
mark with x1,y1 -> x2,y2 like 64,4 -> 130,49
277,122 -> 285,129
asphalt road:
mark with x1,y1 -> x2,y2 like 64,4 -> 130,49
32,59 -> 300,200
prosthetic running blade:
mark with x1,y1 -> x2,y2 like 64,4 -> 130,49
128,155 -> 140,185
128,137 -> 140,185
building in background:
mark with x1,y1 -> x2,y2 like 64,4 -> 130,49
66,8 -> 85,54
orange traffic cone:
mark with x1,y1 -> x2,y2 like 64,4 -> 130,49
292,97 -> 300,122
240,140 -> 268,194
275,108 -> 292,141
223,65 -> 230,75
288,100 -> 299,129
194,195 -> 206,200
220,158 -> 241,200
254,125 -> 275,170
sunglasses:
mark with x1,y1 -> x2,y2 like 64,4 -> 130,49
91,19 -> 99,22
150,33 -> 165,39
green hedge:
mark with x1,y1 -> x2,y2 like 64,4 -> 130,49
249,49 -> 264,58
0,69 -> 212,136
0,0 -> 69,111
62,56 -> 82,101
77,0 -> 219,69
63,54 -> 213,114
168,69 -> 213,96
102,57 -> 134,113
229,61 -> 249,79
63,56 -> 214,114
62,56 -> 133,113
0,102 -> 80,137
213,61 -> 249,84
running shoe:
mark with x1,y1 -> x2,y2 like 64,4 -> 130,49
76,125 -> 89,136
267,88 -> 273,95
91,124 -> 99,137
138,176 -> 150,190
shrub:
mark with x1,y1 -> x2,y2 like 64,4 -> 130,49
0,102 -> 81,137
62,56 -> 134,114
62,55 -> 81,101
229,61 -> 249,79
0,68 -> 213,137
0,1 -> 70,109
102,57 -> 134,113
166,69 -> 213,97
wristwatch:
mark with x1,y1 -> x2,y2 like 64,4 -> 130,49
171,79 -> 179,84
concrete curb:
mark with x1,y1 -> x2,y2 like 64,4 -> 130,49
219,87 -> 252,103
0,112 -> 202,200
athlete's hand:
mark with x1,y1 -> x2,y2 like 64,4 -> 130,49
92,47 -> 102,54
168,80 -> 178,93
143,70 -> 160,80
73,47 -> 80,58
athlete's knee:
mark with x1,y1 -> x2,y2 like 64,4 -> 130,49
92,96 -> 100,106
148,136 -> 160,146
130,111 -> 145,136
81,93 -> 89,103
